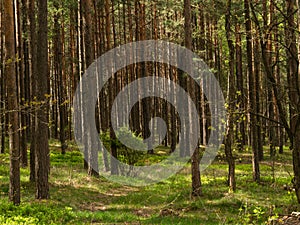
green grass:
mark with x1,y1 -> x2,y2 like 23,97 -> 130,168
0,141 -> 298,224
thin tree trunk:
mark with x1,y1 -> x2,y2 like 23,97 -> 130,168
253,34 -> 263,161
274,23 -> 283,154
244,0 -> 260,182
29,0 -> 37,183
224,0 -> 236,192
182,0 -> 202,196
104,0 -> 116,175
16,0 -> 28,167
53,0 -> 67,154
0,0 -> 5,154
263,0 -> 275,158
235,24 -> 245,150
78,0 -> 87,170
21,0 -> 30,165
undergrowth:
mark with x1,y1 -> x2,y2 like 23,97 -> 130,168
0,141 -> 298,224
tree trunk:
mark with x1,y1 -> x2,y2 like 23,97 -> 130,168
274,25 -> 284,154
244,0 -> 260,182
4,0 -> 21,205
235,24 -> 245,150
53,0 -> 67,154
252,0 -> 300,202
182,0 -> 202,196
21,0 -> 30,166
35,0 -> 50,199
253,34 -> 263,161
82,0 -> 99,176
29,0 -> 37,183
0,0 -> 5,154
286,0 -> 300,203
17,0 -> 28,167
224,0 -> 236,192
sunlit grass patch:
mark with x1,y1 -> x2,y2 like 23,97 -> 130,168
0,140 -> 298,224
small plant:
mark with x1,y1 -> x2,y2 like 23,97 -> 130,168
238,202 -> 266,224
100,127 -> 146,166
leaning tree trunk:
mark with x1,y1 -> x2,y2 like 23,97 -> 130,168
254,0 -> 300,203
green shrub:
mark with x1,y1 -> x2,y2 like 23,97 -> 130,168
0,202 -> 76,225
100,127 -> 146,166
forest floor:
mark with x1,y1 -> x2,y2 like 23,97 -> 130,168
0,140 -> 299,224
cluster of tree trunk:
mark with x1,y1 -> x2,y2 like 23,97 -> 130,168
2,0 -> 50,204
1,0 -> 300,204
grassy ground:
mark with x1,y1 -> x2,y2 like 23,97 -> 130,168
0,141 -> 299,224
